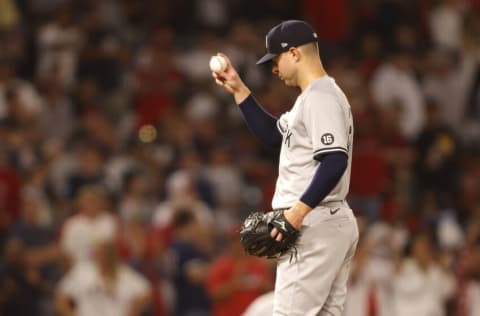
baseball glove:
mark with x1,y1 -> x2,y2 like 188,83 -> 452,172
240,210 -> 300,259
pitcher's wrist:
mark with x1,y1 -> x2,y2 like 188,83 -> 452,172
234,86 -> 251,104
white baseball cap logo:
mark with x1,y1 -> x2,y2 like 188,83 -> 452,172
281,42 -> 288,48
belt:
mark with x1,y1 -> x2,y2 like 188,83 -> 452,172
273,200 -> 346,212
320,200 -> 347,208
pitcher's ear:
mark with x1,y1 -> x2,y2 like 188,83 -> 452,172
289,47 -> 301,62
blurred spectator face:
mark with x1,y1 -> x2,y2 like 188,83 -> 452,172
209,146 -> 230,166
392,52 -> 413,71
380,101 -> 403,132
4,238 -> 23,265
412,234 -> 433,268
78,147 -> 103,176
93,241 -> 119,272
84,115 -> 116,150
167,171 -> 196,202
183,217 -> 202,239
6,89 -> 33,123
465,218 -> 480,245
75,186 -> 106,217
361,33 -> 381,58
425,101 -> 442,127
179,150 -> 202,172
21,197 -> 42,226
151,26 -> 173,50
6,88 -> 21,110
428,50 -> 454,77
173,210 -> 202,240
128,174 -> 147,195
57,9 -> 73,27
394,25 -> 417,51
78,79 -> 99,102
462,245 -> 480,278
0,61 -> 13,82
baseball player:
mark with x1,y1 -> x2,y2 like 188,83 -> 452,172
212,20 -> 359,315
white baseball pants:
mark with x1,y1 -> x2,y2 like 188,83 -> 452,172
273,201 -> 359,316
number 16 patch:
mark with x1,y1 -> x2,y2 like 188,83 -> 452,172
321,133 -> 334,145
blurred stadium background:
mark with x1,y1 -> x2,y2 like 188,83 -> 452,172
0,0 -> 480,315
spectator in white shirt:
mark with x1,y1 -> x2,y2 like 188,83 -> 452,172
370,49 -> 425,140
422,49 -> 476,131
55,240 -> 151,316
391,231 -> 455,316
428,0 -> 464,52
36,7 -> 83,88
0,59 -> 43,120
60,185 -> 118,264
344,218 -> 404,316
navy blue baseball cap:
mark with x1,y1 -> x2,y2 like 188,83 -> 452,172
256,20 -> 318,65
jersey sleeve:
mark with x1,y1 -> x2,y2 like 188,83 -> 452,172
303,91 -> 348,160
239,94 -> 282,147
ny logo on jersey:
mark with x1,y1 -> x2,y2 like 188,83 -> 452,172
285,130 -> 293,147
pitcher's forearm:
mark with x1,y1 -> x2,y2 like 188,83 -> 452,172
238,95 -> 282,147
234,86 -> 251,104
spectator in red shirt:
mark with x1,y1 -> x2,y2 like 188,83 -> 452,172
207,229 -> 273,316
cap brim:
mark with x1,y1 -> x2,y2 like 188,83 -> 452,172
256,53 -> 277,65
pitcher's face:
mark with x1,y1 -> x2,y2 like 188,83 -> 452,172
271,50 -> 298,87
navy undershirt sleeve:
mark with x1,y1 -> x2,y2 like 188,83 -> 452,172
300,152 -> 348,208
238,94 -> 282,147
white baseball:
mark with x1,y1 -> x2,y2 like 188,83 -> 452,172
209,55 -> 227,72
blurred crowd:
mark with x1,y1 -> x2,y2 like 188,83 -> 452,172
0,0 -> 480,316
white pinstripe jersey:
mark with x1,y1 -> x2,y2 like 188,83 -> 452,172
271,76 -> 353,209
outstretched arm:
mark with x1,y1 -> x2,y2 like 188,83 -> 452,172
212,53 -> 281,147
